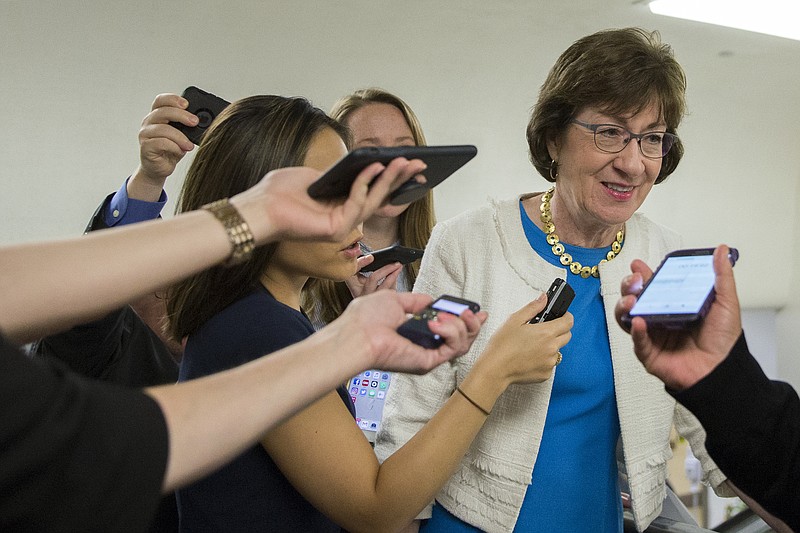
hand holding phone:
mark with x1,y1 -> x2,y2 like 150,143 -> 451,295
307,145 -> 477,206
360,245 -> 424,273
528,278 -> 575,324
623,247 -> 739,329
169,86 -> 230,145
397,295 -> 481,348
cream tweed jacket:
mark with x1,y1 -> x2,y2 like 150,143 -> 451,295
375,194 -> 730,532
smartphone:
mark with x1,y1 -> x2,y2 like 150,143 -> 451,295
528,278 -> 575,324
360,245 -> 424,273
169,86 -> 231,145
624,247 -> 739,328
347,369 -> 393,443
307,145 -> 477,206
397,295 -> 481,349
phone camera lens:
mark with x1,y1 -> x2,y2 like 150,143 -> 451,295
196,109 -> 214,128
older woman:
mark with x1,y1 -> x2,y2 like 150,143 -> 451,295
375,28 -> 731,532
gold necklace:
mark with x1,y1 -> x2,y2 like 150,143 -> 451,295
539,187 -> 624,278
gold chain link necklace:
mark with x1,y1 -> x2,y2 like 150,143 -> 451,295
539,187 -> 624,278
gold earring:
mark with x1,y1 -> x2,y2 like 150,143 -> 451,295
549,159 -> 558,181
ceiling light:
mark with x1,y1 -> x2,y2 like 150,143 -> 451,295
648,0 -> 800,42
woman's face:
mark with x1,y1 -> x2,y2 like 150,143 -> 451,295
547,101 -> 665,232
345,102 -> 416,219
272,127 -> 363,281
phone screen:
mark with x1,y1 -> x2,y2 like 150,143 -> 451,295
629,254 -> 715,317
348,370 -> 392,442
431,298 -> 473,315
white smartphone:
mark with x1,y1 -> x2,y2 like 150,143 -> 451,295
348,370 -> 392,442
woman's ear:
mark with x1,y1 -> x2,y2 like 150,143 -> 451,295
546,135 -> 559,162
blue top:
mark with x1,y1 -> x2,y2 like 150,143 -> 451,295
103,177 -> 167,227
176,286 -> 354,532
422,201 -> 622,532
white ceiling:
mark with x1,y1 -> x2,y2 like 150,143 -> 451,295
1,0 -> 798,308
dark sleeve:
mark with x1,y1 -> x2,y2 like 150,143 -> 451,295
30,305 -> 127,377
0,335 -> 169,533
29,192 -> 118,376
30,306 -> 178,387
85,192 -> 115,232
29,193 -> 178,387
671,333 -> 800,530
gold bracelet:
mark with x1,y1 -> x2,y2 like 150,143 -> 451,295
456,386 -> 490,416
202,198 -> 255,266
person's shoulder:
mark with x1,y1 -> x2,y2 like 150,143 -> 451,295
627,212 -> 682,247
434,195 -> 518,232
208,287 -> 307,330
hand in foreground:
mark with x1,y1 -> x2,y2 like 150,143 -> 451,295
614,245 -> 743,390
328,291 -> 487,375
344,257 -> 403,298
231,157 -> 427,245
129,93 -> 196,199
475,294 -> 573,387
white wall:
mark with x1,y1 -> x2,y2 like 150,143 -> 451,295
1,1 -> 799,387
776,177 -> 800,390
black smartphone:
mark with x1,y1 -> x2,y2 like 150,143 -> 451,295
623,247 -> 739,329
360,245 -> 424,273
169,86 -> 230,145
528,278 -> 575,324
307,145 -> 477,206
397,295 -> 481,349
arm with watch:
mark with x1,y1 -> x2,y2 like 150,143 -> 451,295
0,159 -> 470,532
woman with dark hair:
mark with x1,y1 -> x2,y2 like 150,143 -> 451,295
167,95 -> 572,532
376,28 -> 736,532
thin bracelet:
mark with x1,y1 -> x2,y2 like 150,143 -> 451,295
202,198 -> 255,267
456,386 -> 490,416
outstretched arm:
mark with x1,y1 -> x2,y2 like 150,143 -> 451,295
262,297 -> 573,533
0,158 -> 424,344
615,245 -> 799,531
149,290 -> 482,492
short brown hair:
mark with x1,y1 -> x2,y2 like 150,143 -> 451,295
527,28 -> 686,184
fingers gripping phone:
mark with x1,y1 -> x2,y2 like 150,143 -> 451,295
528,278 -> 575,324
169,86 -> 231,145
306,145 -> 477,206
397,295 -> 480,349
623,247 -> 739,329
360,245 -> 424,273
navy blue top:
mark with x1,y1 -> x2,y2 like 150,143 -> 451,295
423,201 -> 622,532
176,285 -> 354,532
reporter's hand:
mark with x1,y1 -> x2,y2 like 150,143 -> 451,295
329,291 -> 487,375
474,294 -> 573,387
128,93 -> 196,201
344,259 -> 403,298
231,157 -> 427,245
614,245 -> 743,390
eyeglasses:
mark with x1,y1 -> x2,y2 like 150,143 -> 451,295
570,118 -> 677,159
